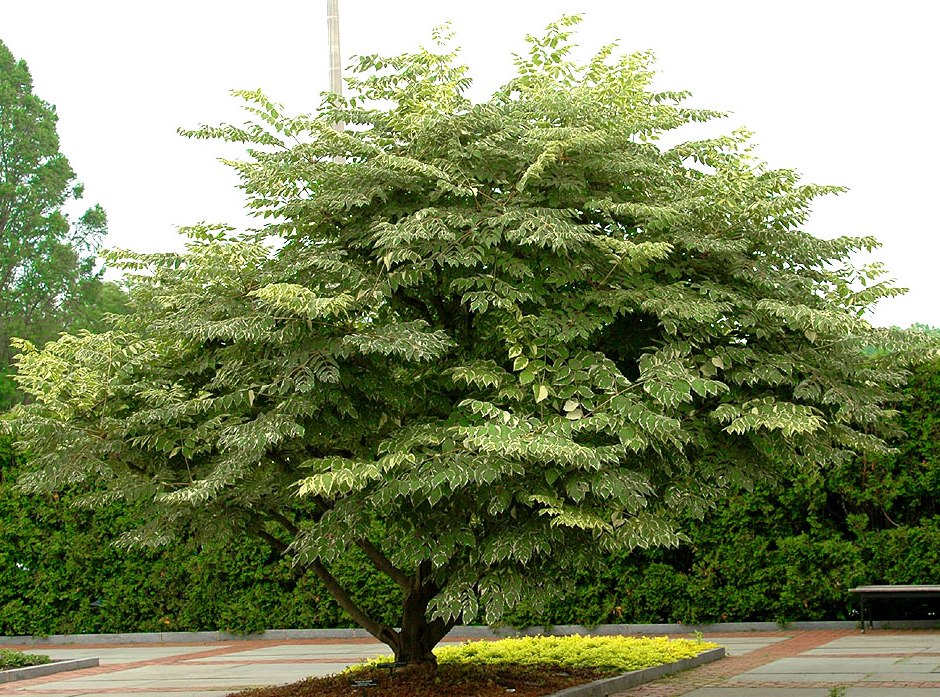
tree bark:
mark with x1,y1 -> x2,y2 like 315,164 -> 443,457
392,561 -> 457,667
308,559 -> 401,650
396,586 -> 438,666
264,507 -> 454,668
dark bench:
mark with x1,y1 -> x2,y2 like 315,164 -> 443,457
849,585 -> 940,631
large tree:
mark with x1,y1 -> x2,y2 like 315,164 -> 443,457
5,18 -> 933,665
0,38 -> 109,407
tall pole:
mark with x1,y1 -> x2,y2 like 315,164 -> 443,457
327,0 -> 343,127
327,0 -> 345,163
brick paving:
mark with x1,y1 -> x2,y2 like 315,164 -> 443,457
4,630 -> 940,696
0,638 -> 392,696
612,630 -> 854,696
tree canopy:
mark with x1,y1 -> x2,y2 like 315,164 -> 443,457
4,18 -> 934,664
0,38 -> 112,407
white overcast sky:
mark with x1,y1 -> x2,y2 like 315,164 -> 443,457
3,0 -> 938,327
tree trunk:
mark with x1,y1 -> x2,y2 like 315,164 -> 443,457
304,542 -> 454,669
391,562 -> 456,668
395,586 -> 439,667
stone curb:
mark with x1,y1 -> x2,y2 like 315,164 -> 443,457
2,620 -> 939,645
0,657 -> 99,684
545,647 -> 726,697
463,619 -> 940,637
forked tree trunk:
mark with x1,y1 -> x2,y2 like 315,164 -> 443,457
395,585 -> 441,667
305,541 -> 453,668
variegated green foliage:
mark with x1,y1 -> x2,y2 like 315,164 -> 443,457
4,16 -> 936,664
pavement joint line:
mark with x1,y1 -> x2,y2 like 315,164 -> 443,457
5,629 -> 940,696
610,629 -> 858,696
610,628 -> 940,696
0,636 -> 430,695
0,636 -> 474,694
182,657 -> 379,664
0,637 -> 388,651
0,689 -> 235,695
727,680 -> 940,688
0,639 -> 309,693
806,652 -> 940,657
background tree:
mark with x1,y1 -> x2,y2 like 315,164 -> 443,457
5,18 -> 935,665
0,38 -> 113,408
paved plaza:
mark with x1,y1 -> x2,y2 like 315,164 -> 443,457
0,638 -> 395,697
615,630 -> 940,696
2,630 -> 940,697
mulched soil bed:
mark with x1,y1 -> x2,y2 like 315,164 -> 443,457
230,663 -> 611,697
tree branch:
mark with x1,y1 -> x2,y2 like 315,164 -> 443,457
429,616 -> 459,646
393,293 -> 436,325
416,558 -> 433,591
257,528 -> 289,554
355,538 -> 411,590
430,295 -> 455,333
267,509 -> 300,537
309,559 -> 401,651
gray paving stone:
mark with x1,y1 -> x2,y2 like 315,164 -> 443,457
861,671 -> 940,681
876,657 -> 940,672
211,662 -> 353,679
722,644 -> 777,656
685,689 -> 833,696
33,645 -> 226,665
745,657 -> 901,674
205,642 -> 390,659
7,631 -> 940,697
685,690 -> 940,696
804,646 -> 927,655
21,678 -> 173,689
729,672 -> 869,683
22,692 -> 233,697
27,677 -> 262,689
897,655 -> 940,664
715,641 -> 784,656
847,690 -> 940,696
712,637 -> 788,656
823,636 -> 940,649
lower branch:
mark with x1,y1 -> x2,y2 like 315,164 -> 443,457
309,559 -> 400,651
355,538 -> 411,590
429,616 -> 459,646
256,528 -> 289,554
267,509 -> 301,536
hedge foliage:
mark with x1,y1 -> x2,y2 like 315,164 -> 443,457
0,648 -> 51,670
0,436 -> 401,635
2,358 -> 938,635
431,635 -> 718,672
354,635 -> 718,673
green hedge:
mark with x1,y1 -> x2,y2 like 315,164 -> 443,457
0,437 -> 402,635
2,359 -> 939,634
506,358 -> 940,627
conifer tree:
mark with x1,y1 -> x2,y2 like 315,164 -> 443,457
5,18 -> 933,665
